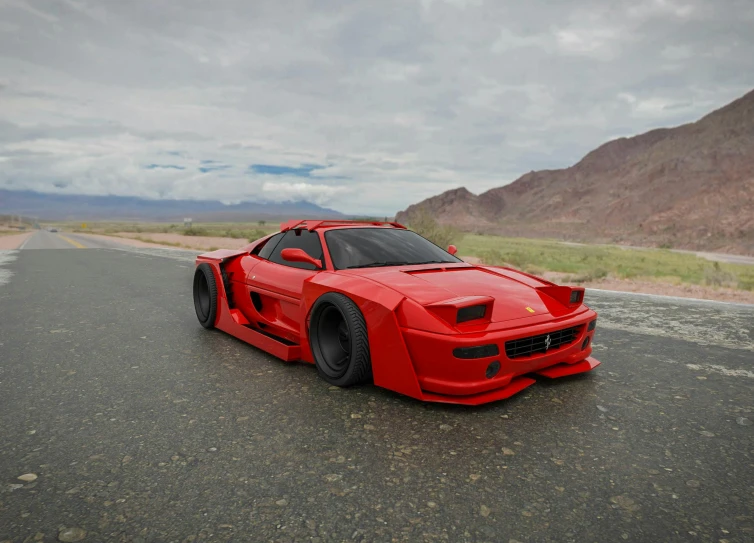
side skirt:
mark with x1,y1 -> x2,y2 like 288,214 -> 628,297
216,287 -> 301,362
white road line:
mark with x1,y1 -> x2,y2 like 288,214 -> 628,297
18,233 -> 34,250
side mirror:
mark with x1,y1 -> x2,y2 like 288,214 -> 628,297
280,248 -> 323,269
447,245 -> 458,256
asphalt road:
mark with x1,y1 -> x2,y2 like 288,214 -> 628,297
1,234 -> 752,543
19,231 -> 147,251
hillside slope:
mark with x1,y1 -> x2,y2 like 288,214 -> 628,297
396,89 -> 754,254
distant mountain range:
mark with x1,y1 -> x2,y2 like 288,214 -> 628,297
396,89 -> 754,255
0,189 -> 344,221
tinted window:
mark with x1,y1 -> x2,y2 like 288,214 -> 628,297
325,228 -> 462,269
269,230 -> 324,270
256,232 -> 284,259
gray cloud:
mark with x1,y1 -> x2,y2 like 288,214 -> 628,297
1,0 -> 753,214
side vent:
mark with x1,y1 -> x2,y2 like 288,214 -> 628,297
250,291 -> 264,312
221,267 -> 234,308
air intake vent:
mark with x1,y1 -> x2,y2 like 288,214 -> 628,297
505,326 -> 582,359
453,344 -> 499,359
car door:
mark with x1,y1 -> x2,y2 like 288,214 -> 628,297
247,229 -> 324,340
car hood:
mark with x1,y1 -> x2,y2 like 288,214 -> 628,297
343,264 -> 572,323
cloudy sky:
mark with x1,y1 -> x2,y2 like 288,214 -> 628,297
1,0 -> 753,215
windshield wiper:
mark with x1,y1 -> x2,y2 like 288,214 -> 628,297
346,261 -> 411,269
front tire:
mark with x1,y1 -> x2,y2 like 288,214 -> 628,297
309,293 -> 372,387
193,263 -> 218,329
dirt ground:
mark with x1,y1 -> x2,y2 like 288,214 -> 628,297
75,232 -> 212,249
109,232 -> 249,250
0,232 -> 32,250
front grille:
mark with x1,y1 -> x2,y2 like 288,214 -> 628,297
505,325 -> 582,359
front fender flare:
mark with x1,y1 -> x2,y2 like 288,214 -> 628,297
302,273 -> 423,400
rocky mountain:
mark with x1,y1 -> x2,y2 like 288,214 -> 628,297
396,89 -> 754,254
0,189 -> 344,221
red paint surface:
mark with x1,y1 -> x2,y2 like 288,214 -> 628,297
195,222 -> 600,405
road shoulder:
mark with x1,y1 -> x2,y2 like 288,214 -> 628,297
0,231 -> 33,250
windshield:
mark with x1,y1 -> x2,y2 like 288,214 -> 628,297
325,228 -> 462,269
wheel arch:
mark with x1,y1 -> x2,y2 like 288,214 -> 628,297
301,273 -> 423,400
195,253 -> 244,326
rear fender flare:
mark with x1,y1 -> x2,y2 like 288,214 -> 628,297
195,252 -> 247,313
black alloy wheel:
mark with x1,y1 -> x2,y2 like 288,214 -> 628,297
193,263 -> 218,329
309,292 -> 371,387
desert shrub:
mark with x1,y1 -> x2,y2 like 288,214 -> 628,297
571,268 -> 609,283
478,249 -> 531,269
455,233 -> 754,292
247,229 -> 267,242
522,264 -> 547,276
407,211 -> 462,249
703,262 -> 738,288
737,276 -> 754,291
183,227 -> 208,236
479,249 -> 503,266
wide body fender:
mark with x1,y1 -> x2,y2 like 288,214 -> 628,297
195,252 -> 302,361
302,273 -> 424,400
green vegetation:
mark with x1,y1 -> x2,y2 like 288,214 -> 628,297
129,236 -> 185,248
62,220 -> 753,292
406,211 -> 463,249
456,234 -> 754,291
69,221 -> 278,240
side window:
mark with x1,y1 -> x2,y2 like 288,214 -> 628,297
256,233 -> 284,260
269,230 -> 323,270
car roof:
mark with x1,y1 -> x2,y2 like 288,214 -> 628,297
279,220 -> 406,232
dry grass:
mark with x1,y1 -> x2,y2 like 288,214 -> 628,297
68,221 -> 277,242
457,234 -> 754,291
62,221 -> 754,293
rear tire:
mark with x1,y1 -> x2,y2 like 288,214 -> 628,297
193,263 -> 218,329
309,293 -> 372,387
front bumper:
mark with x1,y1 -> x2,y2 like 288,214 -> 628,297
401,310 -> 599,400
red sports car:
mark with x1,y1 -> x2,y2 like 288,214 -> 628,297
192,220 -> 599,405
